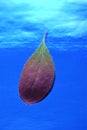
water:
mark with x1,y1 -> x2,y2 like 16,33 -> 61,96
0,1 -> 87,130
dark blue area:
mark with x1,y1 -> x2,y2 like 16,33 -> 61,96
0,47 -> 87,130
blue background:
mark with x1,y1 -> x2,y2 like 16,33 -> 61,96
0,0 -> 87,130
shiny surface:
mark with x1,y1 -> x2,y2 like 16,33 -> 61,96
0,0 -> 87,50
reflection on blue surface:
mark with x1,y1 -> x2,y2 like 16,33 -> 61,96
0,0 -> 87,50
0,0 -> 87,130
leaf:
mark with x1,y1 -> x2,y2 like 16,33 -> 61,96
19,32 -> 55,104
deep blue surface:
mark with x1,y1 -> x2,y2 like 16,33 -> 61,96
0,0 -> 87,130
0,48 -> 87,130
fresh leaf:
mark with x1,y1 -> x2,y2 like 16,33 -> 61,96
19,32 -> 55,104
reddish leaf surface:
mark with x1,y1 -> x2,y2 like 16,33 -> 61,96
19,33 -> 55,104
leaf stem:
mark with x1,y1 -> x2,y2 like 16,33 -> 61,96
43,31 -> 48,43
